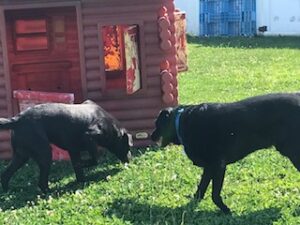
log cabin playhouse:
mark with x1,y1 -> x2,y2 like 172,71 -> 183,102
0,0 -> 181,159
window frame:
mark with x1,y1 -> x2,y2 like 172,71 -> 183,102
97,19 -> 147,99
102,25 -> 125,73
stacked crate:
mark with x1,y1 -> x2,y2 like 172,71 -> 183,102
200,0 -> 256,36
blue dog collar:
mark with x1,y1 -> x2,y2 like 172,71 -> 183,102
175,108 -> 184,145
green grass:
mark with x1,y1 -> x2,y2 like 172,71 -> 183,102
1,36 -> 300,224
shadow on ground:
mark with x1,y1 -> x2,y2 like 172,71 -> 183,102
0,154 -> 123,211
0,147 -> 153,211
107,198 -> 281,225
187,35 -> 300,49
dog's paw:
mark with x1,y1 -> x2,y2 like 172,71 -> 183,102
38,183 -> 50,194
40,187 -> 50,194
222,207 -> 232,215
81,160 -> 97,168
193,190 -> 204,201
76,177 -> 86,183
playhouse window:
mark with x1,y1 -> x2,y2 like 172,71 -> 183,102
101,24 -> 141,95
15,19 -> 48,51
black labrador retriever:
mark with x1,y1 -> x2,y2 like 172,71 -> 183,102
151,93 -> 300,214
0,100 -> 132,193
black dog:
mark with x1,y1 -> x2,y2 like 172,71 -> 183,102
151,93 -> 300,214
0,100 -> 132,192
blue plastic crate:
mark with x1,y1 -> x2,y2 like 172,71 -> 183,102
228,0 -> 242,12
242,0 -> 256,11
241,21 -> 256,36
228,12 -> 241,22
199,0 -> 256,36
228,21 -> 241,36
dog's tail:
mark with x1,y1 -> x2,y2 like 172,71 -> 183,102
0,118 -> 18,130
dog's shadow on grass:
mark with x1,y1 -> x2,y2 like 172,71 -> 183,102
51,160 -> 122,192
0,148 -> 157,211
106,198 -> 282,225
0,155 -> 123,211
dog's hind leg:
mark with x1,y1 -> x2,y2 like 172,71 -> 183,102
210,162 -> 231,214
194,167 -> 212,200
31,144 -> 52,193
1,152 -> 29,192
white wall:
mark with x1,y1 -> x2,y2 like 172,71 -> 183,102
175,0 -> 200,36
257,0 -> 300,35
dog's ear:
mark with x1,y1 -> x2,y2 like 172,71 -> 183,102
121,128 -> 133,146
159,107 -> 173,118
127,133 -> 133,147
86,124 -> 103,136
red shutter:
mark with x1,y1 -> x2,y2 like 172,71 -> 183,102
124,25 -> 141,95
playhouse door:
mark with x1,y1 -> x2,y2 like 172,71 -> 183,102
5,7 -> 83,113
124,25 -> 141,95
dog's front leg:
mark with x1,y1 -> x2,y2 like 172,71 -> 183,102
81,158 -> 97,168
211,162 -> 231,214
81,139 -> 99,168
69,151 -> 85,182
194,167 -> 212,200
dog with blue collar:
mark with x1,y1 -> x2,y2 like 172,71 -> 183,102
151,93 -> 300,214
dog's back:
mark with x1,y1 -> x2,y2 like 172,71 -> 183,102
10,101 -> 120,148
180,93 -> 300,163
